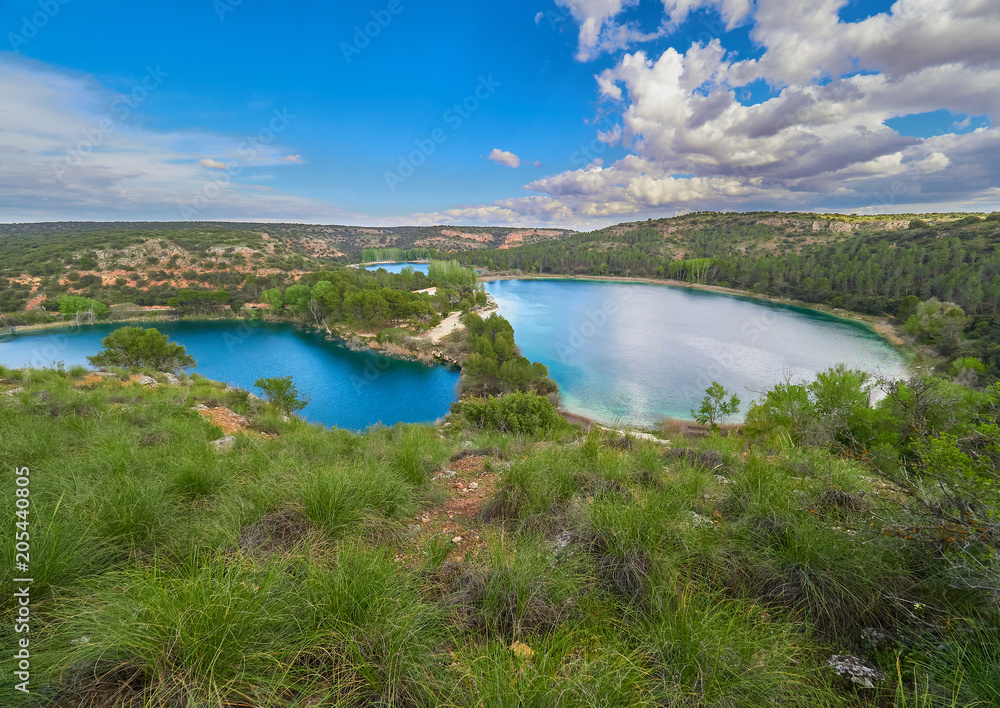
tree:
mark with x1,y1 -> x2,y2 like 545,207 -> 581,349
260,288 -> 285,312
57,295 -> 109,322
691,382 -> 741,430
255,375 -> 309,415
88,327 -> 195,372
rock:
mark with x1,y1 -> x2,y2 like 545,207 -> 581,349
827,654 -> 885,688
281,414 -> 290,422
433,469 -> 457,481
193,403 -> 209,412
160,372 -> 180,385
133,375 -> 158,386
90,371 -> 118,377
689,511 -> 713,526
468,481 -> 479,490
451,536 -> 463,544
33,390 -> 53,402
551,530 -> 576,554
3,387 -> 23,396
714,474 -> 733,485
510,640 -> 535,659
210,436 -> 236,452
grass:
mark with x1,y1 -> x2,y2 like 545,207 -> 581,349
0,367 -> 997,707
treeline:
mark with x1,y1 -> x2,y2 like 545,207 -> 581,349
258,265 -> 487,330
360,247 -> 430,263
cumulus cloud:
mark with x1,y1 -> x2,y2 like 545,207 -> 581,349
488,148 -> 522,168
556,0 -> 753,61
436,0 -> 1000,227
199,158 -> 228,170
280,154 -> 303,163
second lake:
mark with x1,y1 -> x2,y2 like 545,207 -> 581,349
485,278 -> 909,426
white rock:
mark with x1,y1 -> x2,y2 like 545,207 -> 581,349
468,482 -> 479,490
451,536 -> 463,544
2,387 -> 23,396
210,436 -> 236,452
827,654 -> 885,688
134,375 -> 158,386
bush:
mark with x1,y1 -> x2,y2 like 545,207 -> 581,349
88,327 -> 195,372
461,392 -> 564,434
254,375 -> 308,415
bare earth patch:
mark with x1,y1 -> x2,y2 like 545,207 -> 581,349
198,406 -> 251,435
398,455 -> 499,564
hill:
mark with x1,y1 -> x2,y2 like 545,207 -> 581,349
0,222 -> 574,316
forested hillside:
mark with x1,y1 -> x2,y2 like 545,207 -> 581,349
0,222 -> 573,318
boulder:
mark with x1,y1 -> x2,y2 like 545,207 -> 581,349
827,654 -> 885,688
210,436 -> 236,453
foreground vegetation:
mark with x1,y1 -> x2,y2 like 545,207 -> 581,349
1,358 -> 997,707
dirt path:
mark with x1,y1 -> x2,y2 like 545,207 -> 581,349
426,311 -> 464,343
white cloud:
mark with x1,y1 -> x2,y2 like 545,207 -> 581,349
487,148 -> 522,168
557,0 -> 753,61
535,11 -> 544,23
431,0 -> 1000,226
555,0 -> 641,60
280,154 -> 303,163
0,56 -> 361,223
199,158 -> 228,170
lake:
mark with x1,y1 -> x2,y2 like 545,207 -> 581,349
362,262 -> 429,274
0,321 -> 460,431
484,278 -> 908,426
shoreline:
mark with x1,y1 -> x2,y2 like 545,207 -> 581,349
479,271 -> 915,360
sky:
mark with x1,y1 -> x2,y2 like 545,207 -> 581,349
0,0 -> 997,229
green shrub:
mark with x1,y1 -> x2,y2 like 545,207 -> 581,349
88,327 -> 195,372
254,375 -> 308,415
462,392 -> 564,434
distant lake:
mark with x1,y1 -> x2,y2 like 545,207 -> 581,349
0,321 -> 459,431
485,278 -> 908,426
362,262 -> 429,274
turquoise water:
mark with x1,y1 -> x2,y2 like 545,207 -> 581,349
0,321 -> 459,431
485,278 -> 908,426
362,262 -> 429,274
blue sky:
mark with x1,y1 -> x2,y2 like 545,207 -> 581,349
1,0 -> 998,228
